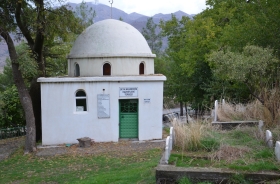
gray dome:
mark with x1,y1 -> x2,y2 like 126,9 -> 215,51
68,19 -> 155,58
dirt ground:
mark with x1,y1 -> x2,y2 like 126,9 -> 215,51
0,136 -> 166,160
37,140 -> 165,157
0,136 -> 25,161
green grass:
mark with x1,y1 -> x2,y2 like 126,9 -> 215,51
169,154 -> 213,168
163,127 -> 170,135
171,126 -> 280,172
0,148 -> 162,183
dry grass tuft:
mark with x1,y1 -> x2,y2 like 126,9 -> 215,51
217,101 -> 260,122
210,145 -> 251,163
217,87 -> 280,126
172,119 -> 209,151
217,100 -> 279,127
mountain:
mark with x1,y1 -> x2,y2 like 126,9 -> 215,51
66,2 -> 192,31
0,2 -> 194,70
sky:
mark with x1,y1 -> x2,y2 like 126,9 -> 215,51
67,0 -> 207,16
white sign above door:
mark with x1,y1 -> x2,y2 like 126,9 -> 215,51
119,87 -> 138,97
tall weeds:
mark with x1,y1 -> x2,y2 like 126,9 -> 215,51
261,88 -> 280,126
172,120 -> 206,151
217,101 -> 262,122
217,88 -> 280,127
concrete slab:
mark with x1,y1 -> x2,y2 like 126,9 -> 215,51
156,165 -> 280,184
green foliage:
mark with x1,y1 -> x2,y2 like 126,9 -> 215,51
160,14 -> 215,110
74,0 -> 96,29
0,61 -> 13,92
154,55 -> 169,74
15,43 -> 38,81
142,17 -> 163,54
209,45 -> 279,86
159,0 -> 280,108
208,45 -> 280,122
0,85 -> 25,128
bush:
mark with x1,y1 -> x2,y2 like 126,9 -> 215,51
0,85 -> 25,128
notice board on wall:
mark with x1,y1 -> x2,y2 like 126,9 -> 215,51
97,94 -> 110,118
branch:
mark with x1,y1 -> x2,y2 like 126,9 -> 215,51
33,0 -> 45,56
15,0 -> 34,48
0,27 -> 18,64
244,80 -> 264,104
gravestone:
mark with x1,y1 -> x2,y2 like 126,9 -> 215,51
214,100 -> 218,122
266,130 -> 273,148
276,141 -> 280,162
258,120 -> 264,131
77,137 -> 92,148
170,127 -> 173,150
164,136 -> 171,164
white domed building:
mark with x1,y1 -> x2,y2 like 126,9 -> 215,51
38,19 -> 166,145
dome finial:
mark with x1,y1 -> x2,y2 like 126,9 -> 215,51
109,0 -> 113,18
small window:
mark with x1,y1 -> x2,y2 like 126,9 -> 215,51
76,90 -> 87,111
139,62 -> 144,75
103,63 -> 111,75
75,63 -> 80,77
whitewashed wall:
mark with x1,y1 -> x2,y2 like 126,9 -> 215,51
68,57 -> 155,77
38,76 -> 165,145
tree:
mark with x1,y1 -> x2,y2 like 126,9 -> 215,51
209,45 -> 280,103
205,0 -> 280,54
160,14 -> 215,112
209,45 -> 280,124
142,17 -> 162,54
0,28 -> 36,153
75,0 -> 96,29
0,42 -> 39,129
0,0 -> 82,153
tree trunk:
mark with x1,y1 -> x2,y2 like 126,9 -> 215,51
185,103 -> 188,123
29,79 -> 42,141
180,101 -> 183,116
1,29 -> 36,153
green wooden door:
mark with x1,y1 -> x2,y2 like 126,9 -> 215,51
119,99 -> 138,138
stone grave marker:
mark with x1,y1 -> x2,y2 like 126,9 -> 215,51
266,130 -> 273,148
276,141 -> 280,162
